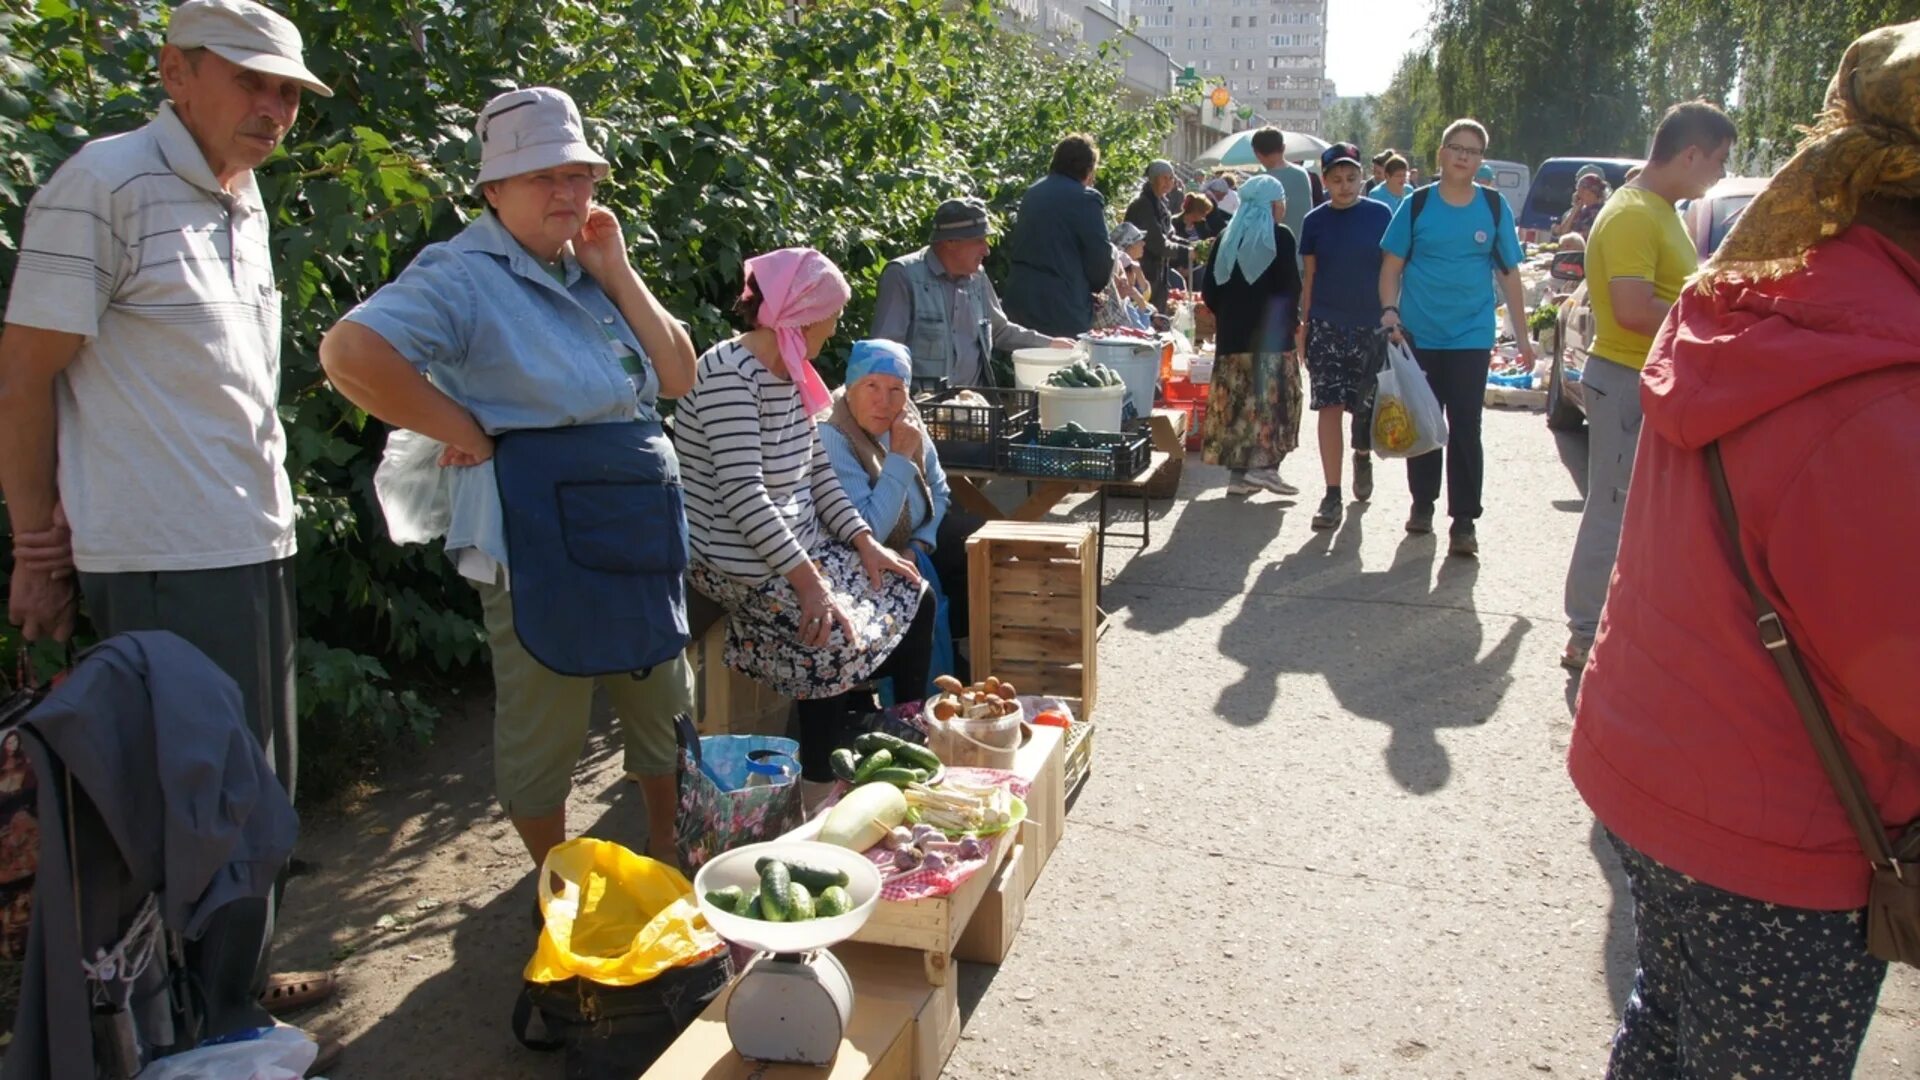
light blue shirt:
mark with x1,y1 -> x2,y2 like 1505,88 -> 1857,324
1380,184 -> 1523,350
343,210 -> 662,571
1266,161 -> 1314,270
1369,185 -> 1408,216
817,423 -> 950,551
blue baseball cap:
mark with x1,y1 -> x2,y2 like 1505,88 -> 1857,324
1475,162 -> 1496,182
1320,142 -> 1363,172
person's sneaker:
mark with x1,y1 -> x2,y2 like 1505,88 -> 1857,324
1311,492 -> 1343,530
1351,453 -> 1374,501
1561,637 -> 1591,672
1448,523 -> 1478,557
1244,468 -> 1299,495
1405,506 -> 1435,534
1226,478 -> 1260,496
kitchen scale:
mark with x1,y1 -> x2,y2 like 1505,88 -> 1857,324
694,839 -> 883,1067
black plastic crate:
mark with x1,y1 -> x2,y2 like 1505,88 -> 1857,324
919,386 -> 1038,469
1000,421 -> 1152,482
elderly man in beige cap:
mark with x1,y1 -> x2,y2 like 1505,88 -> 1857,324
0,0 -> 340,1047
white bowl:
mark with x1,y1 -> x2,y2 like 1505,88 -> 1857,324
693,840 -> 882,954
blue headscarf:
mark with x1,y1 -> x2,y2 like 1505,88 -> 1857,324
1211,173 -> 1286,286
846,339 -> 913,386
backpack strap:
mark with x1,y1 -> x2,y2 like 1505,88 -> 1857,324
1403,185 -> 1511,274
1404,186 -> 1431,263
1483,187 -> 1512,274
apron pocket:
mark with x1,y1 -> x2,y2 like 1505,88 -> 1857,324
557,481 -> 688,575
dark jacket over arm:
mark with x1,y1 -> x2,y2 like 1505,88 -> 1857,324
1003,174 -> 1115,338
1200,225 -> 1302,355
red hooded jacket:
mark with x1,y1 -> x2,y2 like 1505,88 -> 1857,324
1569,225 -> 1920,910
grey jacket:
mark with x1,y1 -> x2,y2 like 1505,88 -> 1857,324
870,247 -> 1053,387
5,632 -> 297,1080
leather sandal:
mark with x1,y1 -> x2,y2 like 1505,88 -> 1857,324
260,971 -> 337,1015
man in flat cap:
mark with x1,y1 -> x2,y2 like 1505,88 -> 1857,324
0,0 -> 338,1039
870,197 -> 1072,388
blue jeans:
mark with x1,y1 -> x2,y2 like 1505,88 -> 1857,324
1605,831 -> 1889,1079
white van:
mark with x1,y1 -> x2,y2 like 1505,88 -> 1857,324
1484,159 -> 1530,207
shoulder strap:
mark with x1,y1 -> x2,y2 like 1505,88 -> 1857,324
1406,186 -> 1430,262
1483,188 -> 1511,274
1703,441 -> 1899,872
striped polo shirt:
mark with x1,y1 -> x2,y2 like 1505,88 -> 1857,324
677,339 -> 869,582
5,102 -> 295,573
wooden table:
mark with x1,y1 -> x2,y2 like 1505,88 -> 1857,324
945,451 -> 1169,604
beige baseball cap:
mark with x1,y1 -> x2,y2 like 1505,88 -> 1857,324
167,0 -> 331,98
475,87 -> 609,184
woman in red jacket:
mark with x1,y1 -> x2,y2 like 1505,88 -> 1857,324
1568,24 -> 1920,1079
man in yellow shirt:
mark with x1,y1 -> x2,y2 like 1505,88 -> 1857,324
1562,101 -> 1736,671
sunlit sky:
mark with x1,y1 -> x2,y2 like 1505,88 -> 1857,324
1325,0 -> 1434,97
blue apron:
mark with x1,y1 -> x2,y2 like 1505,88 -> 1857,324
492,420 -> 690,677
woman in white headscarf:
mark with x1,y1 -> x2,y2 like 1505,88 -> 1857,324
1198,172 -> 1304,496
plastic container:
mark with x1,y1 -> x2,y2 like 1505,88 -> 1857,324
1086,338 -> 1161,413
1187,356 -> 1214,385
1012,346 -> 1081,389
1035,382 -> 1125,432
742,752 -> 793,789
693,840 -> 883,953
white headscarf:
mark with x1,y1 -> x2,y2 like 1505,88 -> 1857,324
1211,173 -> 1285,286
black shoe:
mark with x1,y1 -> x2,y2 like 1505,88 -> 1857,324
1351,453 -> 1374,502
1406,506 -> 1434,534
1448,523 -> 1478,557
1311,492 -> 1343,530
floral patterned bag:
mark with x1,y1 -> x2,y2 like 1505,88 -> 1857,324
671,714 -> 804,873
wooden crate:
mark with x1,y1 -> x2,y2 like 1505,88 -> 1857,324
839,942 -> 961,1080
953,840 -> 1028,964
1010,719 -> 1066,885
691,618 -> 792,737
967,522 -> 1098,716
845,824 -> 1016,985
1117,408 -> 1189,499
641,975 -> 913,1079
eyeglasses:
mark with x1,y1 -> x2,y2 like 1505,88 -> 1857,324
1443,143 -> 1486,159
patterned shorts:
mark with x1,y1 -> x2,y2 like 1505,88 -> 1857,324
1303,318 -> 1382,412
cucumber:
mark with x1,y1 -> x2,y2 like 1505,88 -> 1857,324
908,768 -> 931,783
756,857 -> 850,894
815,885 -> 852,918
853,748 -> 893,782
853,732 -> 892,755
758,861 -> 793,921
829,748 -> 860,784
705,886 -> 746,915
787,881 -> 815,921
893,742 -> 941,772
738,889 -> 761,919
861,731 -> 913,754
868,766 -> 921,785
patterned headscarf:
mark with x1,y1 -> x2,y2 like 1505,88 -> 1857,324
1212,173 -> 1286,286
1703,20 -> 1920,285
742,248 -> 852,416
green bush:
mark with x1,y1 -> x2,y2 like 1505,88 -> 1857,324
0,0 -> 1177,798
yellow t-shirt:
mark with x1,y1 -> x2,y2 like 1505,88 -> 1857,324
1584,186 -> 1697,370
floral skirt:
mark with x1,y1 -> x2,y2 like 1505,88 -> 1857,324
689,537 -> 921,700
1202,350 -> 1302,469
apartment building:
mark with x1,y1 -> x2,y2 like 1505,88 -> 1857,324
1125,0 -> 1329,134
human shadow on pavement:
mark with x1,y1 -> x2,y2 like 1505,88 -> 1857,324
1590,818 -> 1637,1020
1114,494 -> 1287,636
1214,511 -> 1531,794
1553,427 -> 1590,512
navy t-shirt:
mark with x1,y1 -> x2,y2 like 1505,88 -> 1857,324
1297,197 -> 1394,328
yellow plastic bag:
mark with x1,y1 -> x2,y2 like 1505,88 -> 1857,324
524,838 -> 725,988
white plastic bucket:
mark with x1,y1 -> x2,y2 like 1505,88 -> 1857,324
1012,347 -> 1079,389
1188,356 -> 1214,385
1087,338 -> 1161,413
1036,383 -> 1125,432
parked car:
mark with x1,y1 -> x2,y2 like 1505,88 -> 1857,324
1483,158 -> 1531,208
1545,177 -> 1768,430
1517,157 -> 1642,242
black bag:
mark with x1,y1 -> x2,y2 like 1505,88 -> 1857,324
510,951 -> 732,1078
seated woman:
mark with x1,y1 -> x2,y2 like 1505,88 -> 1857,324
1554,170 -> 1610,251
818,340 -> 980,680
318,87 -> 696,878
676,248 -> 931,802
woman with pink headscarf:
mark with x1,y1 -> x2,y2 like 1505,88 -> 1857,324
677,248 -> 930,799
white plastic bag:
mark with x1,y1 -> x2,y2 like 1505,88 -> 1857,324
373,428 -> 452,545
135,1025 -> 319,1079
1370,338 -> 1449,459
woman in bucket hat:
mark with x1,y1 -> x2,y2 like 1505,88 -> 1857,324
319,87 -> 699,888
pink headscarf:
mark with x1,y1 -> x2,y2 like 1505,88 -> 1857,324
743,247 -> 851,417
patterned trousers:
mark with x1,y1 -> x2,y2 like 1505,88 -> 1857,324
1606,831 -> 1890,1079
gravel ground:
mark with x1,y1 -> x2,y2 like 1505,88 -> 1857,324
276,405 -> 1920,1078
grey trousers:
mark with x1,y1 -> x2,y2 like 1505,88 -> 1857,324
1563,356 -> 1644,645
78,557 -> 298,999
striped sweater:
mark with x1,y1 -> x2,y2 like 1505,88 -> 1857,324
678,339 -> 870,581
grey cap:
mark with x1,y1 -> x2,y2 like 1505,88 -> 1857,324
476,87 -> 609,184
1145,159 -> 1175,180
930,197 -> 990,242
167,0 -> 331,97
1110,222 -> 1147,246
